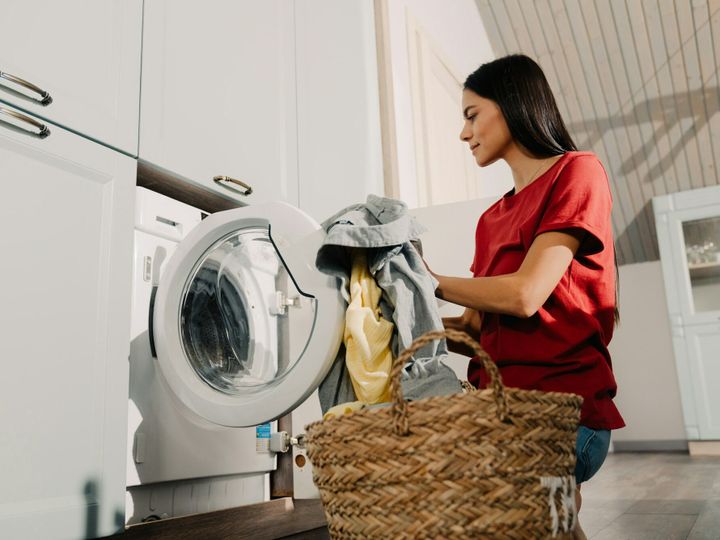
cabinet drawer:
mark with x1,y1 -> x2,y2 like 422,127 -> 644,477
0,0 -> 142,155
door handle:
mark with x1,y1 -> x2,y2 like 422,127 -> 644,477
0,70 -> 52,105
213,175 -> 253,196
0,106 -> 50,138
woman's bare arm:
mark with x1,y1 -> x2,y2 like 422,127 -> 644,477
434,230 -> 583,318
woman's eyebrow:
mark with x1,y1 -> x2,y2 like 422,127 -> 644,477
463,105 -> 475,119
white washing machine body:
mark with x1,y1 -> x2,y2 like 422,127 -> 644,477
126,188 -> 343,523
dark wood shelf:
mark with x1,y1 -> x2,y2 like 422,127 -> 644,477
137,160 -> 244,214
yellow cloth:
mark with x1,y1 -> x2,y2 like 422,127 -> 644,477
344,250 -> 395,404
323,401 -> 365,420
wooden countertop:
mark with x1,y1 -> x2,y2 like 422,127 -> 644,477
103,498 -> 328,540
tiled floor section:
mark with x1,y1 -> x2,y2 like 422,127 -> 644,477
580,452 -> 720,539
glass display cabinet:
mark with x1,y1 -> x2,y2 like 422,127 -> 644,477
654,185 -> 720,441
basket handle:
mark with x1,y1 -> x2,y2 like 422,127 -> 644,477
390,329 -> 508,435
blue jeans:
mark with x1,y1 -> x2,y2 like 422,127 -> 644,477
575,426 -> 611,485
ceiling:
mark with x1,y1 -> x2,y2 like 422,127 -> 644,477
474,0 -> 720,265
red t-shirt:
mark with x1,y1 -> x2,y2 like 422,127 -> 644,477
468,151 -> 625,430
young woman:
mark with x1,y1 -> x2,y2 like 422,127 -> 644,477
428,54 -> 625,539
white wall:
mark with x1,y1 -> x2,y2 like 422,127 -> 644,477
386,0 -> 512,207
610,261 -> 687,444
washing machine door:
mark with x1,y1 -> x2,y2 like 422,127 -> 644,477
153,201 -> 344,427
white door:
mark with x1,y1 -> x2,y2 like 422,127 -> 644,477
153,202 -> 345,427
0,105 -> 134,539
139,0 -> 298,206
405,14 -> 511,207
0,0 -> 142,155
683,323 -> 720,439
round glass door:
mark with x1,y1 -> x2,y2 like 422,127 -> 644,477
153,203 -> 344,427
180,227 -> 290,393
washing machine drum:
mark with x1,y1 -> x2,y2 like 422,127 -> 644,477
152,202 -> 344,428
180,261 -> 252,392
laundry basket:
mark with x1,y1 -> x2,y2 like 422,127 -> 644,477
304,329 -> 582,539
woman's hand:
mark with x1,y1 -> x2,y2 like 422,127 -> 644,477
426,260 -> 439,282
411,239 -> 441,286
442,308 -> 482,357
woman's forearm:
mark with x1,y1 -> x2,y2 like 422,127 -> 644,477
432,231 -> 581,319
436,273 -> 531,317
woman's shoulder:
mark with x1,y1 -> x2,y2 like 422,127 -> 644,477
552,151 -> 611,200
555,151 -> 608,181
560,151 -> 605,169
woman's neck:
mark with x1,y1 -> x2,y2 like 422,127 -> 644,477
504,145 -> 564,193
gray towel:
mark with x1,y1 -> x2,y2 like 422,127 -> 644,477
316,195 -> 461,413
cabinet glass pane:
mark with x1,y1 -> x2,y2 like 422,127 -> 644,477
683,216 -> 720,313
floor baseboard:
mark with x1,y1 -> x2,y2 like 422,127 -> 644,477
612,440 -> 688,452
688,440 -> 720,456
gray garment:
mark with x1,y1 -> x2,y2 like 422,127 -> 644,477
316,195 -> 461,413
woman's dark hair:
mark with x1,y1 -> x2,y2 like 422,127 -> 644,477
464,54 -> 576,158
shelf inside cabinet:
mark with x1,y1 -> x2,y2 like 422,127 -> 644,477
688,261 -> 720,280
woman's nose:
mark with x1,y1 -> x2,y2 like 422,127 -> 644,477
459,123 -> 470,142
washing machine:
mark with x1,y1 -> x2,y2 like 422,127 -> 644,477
126,188 -> 343,524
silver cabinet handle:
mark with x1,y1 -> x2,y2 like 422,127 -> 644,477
0,71 -> 52,105
213,175 -> 253,196
0,106 -> 50,138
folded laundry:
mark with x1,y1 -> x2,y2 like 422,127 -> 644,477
316,195 -> 462,414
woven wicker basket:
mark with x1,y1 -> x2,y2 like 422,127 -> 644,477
305,329 -> 583,539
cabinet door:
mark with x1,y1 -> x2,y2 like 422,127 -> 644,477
294,0 -> 384,222
140,0 -> 298,207
0,0 -> 142,155
684,323 -> 720,439
0,104 -> 134,539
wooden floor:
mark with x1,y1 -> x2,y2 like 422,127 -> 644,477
580,452 -> 720,539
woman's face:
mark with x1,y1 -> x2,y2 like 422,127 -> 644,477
459,90 -> 513,166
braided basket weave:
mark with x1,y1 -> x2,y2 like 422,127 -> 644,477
304,329 -> 583,539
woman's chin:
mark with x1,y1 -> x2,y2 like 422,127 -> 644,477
476,155 -> 497,168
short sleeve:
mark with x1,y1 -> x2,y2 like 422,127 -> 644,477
536,155 -> 612,256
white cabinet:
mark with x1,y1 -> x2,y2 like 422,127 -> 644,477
139,0 -> 299,207
294,0 -> 383,222
0,103 -> 134,539
655,185 -> 720,440
139,0 -> 384,219
0,0 -> 142,155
